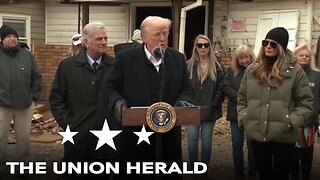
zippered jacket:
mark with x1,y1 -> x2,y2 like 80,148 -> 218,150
237,50 -> 313,143
0,45 -> 42,109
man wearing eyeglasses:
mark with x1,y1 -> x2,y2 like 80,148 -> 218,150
104,16 -> 194,180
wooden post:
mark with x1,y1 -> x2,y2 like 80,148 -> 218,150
82,2 -> 89,28
208,0 -> 215,41
171,0 -> 183,50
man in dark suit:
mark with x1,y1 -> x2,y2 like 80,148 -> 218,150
104,16 -> 195,180
49,22 -> 114,180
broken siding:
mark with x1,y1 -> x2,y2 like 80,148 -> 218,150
214,0 -> 309,52
46,3 -> 129,45
0,2 -> 45,44
213,0 -> 227,44
313,0 -> 320,48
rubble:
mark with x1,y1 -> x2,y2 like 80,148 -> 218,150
30,103 -> 63,135
8,103 -> 63,143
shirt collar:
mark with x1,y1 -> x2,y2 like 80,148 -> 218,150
144,44 -> 162,68
86,52 -> 102,67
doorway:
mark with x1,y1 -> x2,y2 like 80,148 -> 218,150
135,5 -> 205,59
136,7 -> 173,47
185,5 -> 205,59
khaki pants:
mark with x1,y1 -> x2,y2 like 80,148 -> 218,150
0,102 -> 34,172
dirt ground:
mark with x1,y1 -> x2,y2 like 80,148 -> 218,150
2,119 -> 320,180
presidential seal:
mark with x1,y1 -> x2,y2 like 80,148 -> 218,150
146,102 -> 176,133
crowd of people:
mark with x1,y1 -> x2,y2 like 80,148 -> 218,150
0,15 -> 319,180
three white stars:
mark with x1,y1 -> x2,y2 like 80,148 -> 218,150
58,121 -> 154,150
134,125 -> 154,145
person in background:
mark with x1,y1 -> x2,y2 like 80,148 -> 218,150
186,34 -> 224,173
131,29 -> 142,44
222,45 -> 257,180
104,16 -> 194,180
237,27 -> 313,180
0,25 -> 42,179
290,43 -> 320,180
49,22 -> 114,180
113,29 -> 142,55
65,33 -> 82,57
60,33 -> 82,61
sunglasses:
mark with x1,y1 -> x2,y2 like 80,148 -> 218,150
262,40 -> 278,49
196,43 -> 210,49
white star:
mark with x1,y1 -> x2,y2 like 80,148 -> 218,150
134,125 -> 154,145
58,125 -> 78,145
90,119 -> 122,150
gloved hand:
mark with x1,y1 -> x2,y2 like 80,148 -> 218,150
114,99 -> 127,123
174,101 -> 195,107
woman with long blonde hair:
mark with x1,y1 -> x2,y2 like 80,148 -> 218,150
237,27 -> 313,180
186,34 -> 224,171
222,45 -> 257,179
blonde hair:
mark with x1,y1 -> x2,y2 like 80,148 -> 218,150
294,43 -> 319,71
253,43 -> 287,87
231,45 -> 255,76
187,34 -> 219,81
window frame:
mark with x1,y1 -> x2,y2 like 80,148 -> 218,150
0,13 -> 31,48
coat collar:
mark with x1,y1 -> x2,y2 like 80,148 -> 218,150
279,49 -> 297,78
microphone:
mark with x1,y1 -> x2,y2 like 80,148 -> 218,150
152,46 -> 165,59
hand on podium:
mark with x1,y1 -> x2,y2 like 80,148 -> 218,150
174,101 -> 195,107
114,99 -> 127,123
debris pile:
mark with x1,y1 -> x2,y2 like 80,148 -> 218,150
9,103 -> 62,136
30,103 -> 63,135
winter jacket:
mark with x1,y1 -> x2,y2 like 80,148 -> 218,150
0,44 -> 42,109
237,50 -> 313,143
222,67 -> 245,121
189,60 -> 225,122
50,47 -> 114,131
302,66 -> 320,126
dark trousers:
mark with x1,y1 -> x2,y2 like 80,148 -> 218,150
251,141 -> 294,180
290,145 -> 314,180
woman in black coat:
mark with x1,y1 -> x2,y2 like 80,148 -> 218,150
222,45 -> 257,179
186,34 -> 225,170
290,43 -> 320,180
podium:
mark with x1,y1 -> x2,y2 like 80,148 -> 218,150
121,105 -> 200,180
122,106 -> 200,126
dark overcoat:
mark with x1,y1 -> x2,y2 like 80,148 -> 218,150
303,67 -> 320,126
104,44 -> 194,179
222,67 -> 245,122
189,60 -> 225,122
49,48 -> 115,161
